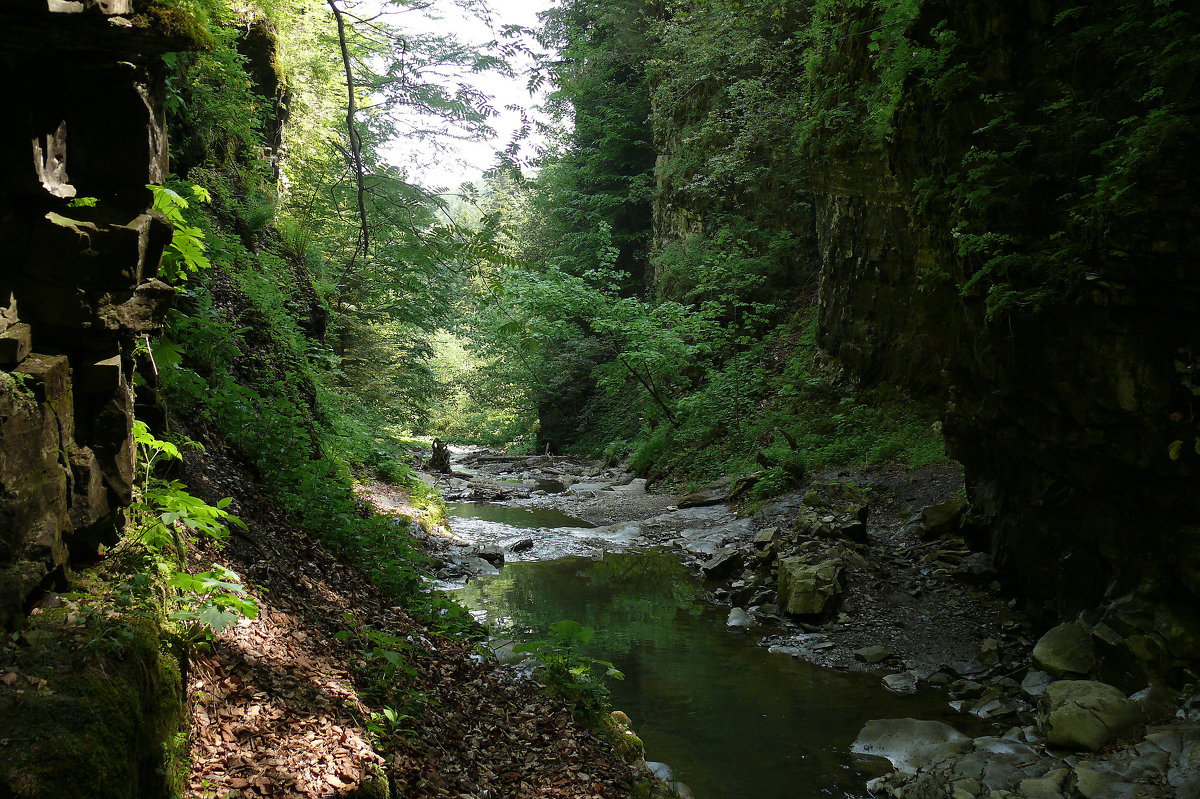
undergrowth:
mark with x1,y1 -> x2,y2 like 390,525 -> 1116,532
580,311 -> 945,495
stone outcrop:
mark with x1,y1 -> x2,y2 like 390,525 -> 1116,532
0,0 -> 181,628
806,1 -> 1200,679
776,552 -> 844,616
651,0 -> 1200,682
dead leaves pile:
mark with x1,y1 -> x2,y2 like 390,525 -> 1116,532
180,433 -> 634,798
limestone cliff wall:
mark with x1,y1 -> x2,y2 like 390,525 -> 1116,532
0,0 -> 178,628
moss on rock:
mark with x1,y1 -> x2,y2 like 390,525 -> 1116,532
0,551 -> 186,799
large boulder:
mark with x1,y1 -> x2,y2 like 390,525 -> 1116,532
776,553 -> 843,615
1032,622 -> 1096,677
851,718 -> 972,773
1039,680 -> 1144,752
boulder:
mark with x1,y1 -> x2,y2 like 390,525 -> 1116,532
0,323 -> 31,366
920,497 -> 966,538
502,537 -> 534,553
1039,680 -> 1144,752
701,549 -> 744,580
850,718 -> 972,773
854,645 -> 893,664
1032,622 -> 1096,677
726,607 -> 752,627
776,554 -> 843,616
472,544 -> 505,567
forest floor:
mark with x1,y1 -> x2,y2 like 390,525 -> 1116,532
177,432 -> 639,799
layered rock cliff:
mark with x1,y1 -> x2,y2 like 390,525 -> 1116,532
0,3 -> 189,795
652,0 -> 1200,683
0,0 -> 181,629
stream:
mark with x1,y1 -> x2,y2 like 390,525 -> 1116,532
444,501 -> 967,799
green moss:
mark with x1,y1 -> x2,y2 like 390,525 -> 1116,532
0,548 -> 186,799
132,0 -> 217,49
598,711 -> 646,765
351,768 -> 391,799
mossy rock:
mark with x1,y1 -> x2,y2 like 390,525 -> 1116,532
600,711 -> 646,765
0,555 -> 186,798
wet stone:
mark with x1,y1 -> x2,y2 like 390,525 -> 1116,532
855,645 -> 893,664
851,718 -> 972,774
882,672 -> 917,694
701,549 -> 744,580
726,607 -> 752,627
1032,622 -> 1096,677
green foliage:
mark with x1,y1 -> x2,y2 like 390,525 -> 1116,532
512,620 -> 624,725
168,566 -> 259,646
127,420 -> 258,647
150,183 -> 213,283
334,613 -> 425,747
129,420 -> 244,555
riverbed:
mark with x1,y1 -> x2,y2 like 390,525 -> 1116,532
445,502 -> 967,799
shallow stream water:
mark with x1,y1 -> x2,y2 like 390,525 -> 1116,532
449,505 -> 963,799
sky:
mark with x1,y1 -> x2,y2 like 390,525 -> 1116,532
375,0 -> 554,189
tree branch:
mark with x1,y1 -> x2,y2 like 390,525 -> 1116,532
327,0 -> 370,260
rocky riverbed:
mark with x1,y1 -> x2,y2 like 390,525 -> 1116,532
381,449 -> 1200,799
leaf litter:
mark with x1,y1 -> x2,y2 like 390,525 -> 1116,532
180,432 -> 634,798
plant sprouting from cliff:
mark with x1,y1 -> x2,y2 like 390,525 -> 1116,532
130,420 -> 244,554
129,420 -> 258,644
150,182 -> 212,283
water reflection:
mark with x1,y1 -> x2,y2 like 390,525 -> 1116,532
457,551 -> 964,799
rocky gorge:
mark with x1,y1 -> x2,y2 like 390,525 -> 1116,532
407,449 -> 1200,799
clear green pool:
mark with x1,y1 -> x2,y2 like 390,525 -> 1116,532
456,551 -> 966,799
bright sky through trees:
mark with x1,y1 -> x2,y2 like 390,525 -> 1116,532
377,0 -> 551,188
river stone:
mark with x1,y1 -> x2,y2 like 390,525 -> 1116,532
1074,762 -> 1142,799
1018,768 -> 1069,799
776,554 -> 843,616
1022,669 -> 1055,697
854,645 -> 893,664
502,537 -> 534,552
701,549 -> 744,580
473,544 -> 505,567
726,607 -> 752,627
851,718 -> 972,773
882,672 -> 917,694
1032,622 -> 1096,677
1039,680 -> 1144,752
920,498 -> 966,538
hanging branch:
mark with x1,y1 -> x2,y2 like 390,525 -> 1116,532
328,0 -> 370,259
620,356 -> 677,426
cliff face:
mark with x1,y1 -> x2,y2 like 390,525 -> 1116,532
652,0 -> 1200,681
812,0 -> 1200,643
0,0 -> 181,629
